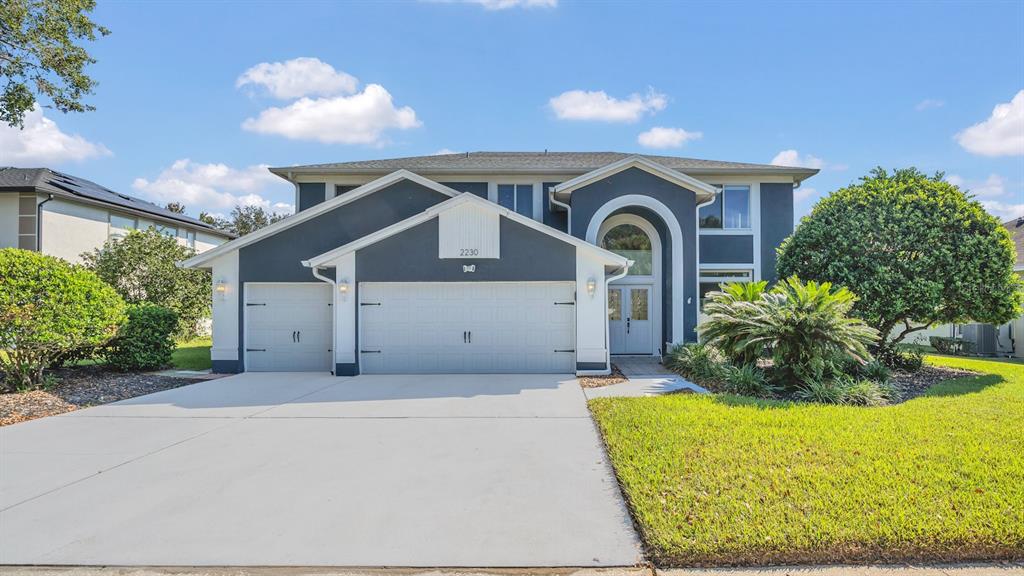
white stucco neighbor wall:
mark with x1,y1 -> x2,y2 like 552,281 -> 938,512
0,194 -> 18,248
576,247 -> 610,371
39,199 -> 109,263
195,231 -> 223,253
209,251 -> 240,362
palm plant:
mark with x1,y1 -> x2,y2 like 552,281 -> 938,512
701,276 -> 879,388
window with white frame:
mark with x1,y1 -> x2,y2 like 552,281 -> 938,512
699,269 -> 753,310
699,185 -> 751,229
108,214 -> 137,240
154,224 -> 177,238
177,228 -> 196,248
496,184 -> 533,218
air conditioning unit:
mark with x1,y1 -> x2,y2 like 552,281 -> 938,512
961,323 -> 997,356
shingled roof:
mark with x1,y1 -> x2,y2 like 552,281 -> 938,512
270,151 -> 819,181
0,167 -> 231,236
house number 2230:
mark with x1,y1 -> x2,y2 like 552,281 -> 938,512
459,248 -> 479,256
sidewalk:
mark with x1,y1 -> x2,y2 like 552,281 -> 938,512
2,563 -> 1022,576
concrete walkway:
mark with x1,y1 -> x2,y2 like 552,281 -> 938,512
584,375 -> 707,399
0,373 -> 641,567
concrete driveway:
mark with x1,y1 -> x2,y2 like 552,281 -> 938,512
0,373 -> 641,567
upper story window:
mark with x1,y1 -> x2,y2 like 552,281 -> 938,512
177,228 -> 196,248
109,214 -> 137,240
496,184 -> 533,218
154,224 -> 177,238
699,185 -> 751,229
601,223 -> 653,275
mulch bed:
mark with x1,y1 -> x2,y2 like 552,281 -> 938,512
889,364 -> 977,402
578,363 -> 629,388
0,366 -> 202,426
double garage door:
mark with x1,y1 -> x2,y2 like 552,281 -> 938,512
244,282 -> 576,374
360,282 -> 576,374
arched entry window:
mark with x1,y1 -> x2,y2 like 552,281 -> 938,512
601,223 -> 652,275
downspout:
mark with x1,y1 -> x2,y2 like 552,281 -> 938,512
35,193 -> 54,252
548,186 -> 572,233
692,190 -> 719,343
310,265 -> 337,375
289,171 -> 299,213
603,262 -> 631,373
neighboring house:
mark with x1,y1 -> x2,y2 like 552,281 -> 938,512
0,167 -> 232,263
182,152 -> 817,375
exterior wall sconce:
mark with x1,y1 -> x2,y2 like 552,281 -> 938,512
586,277 -> 597,297
214,280 -> 228,301
338,279 -> 350,299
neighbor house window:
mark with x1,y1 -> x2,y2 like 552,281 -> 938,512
601,224 -> 653,275
109,214 -> 137,240
177,228 -> 196,248
699,269 -> 753,310
155,224 -> 177,238
496,184 -> 533,218
699,185 -> 751,229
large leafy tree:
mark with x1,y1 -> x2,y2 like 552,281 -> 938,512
0,248 -> 126,390
82,229 -> 211,338
0,0 -> 109,127
198,205 -> 286,236
777,167 -> 1023,347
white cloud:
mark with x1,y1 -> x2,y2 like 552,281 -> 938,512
132,159 -> 293,216
432,148 -> 459,155
236,57 -> 358,100
956,90 -> 1024,156
770,149 -> 826,169
946,173 -> 1023,222
548,88 -> 667,123
636,126 -> 702,149
793,186 -> 818,203
915,99 -> 945,111
241,84 -> 421,145
0,106 -> 111,165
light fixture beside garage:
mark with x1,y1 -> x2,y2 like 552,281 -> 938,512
586,277 -> 597,297
215,280 -> 228,300
338,279 -> 350,299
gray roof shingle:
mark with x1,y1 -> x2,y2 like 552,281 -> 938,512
270,151 -> 819,179
0,167 -> 232,236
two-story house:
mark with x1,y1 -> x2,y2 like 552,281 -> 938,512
0,167 -> 232,263
182,152 -> 817,375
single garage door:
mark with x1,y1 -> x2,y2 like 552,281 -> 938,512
359,282 -> 575,374
245,283 -> 332,372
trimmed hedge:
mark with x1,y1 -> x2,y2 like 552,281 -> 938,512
105,304 -> 178,371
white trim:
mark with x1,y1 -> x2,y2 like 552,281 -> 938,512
304,192 -> 630,269
698,228 -> 754,236
586,194 -> 685,347
554,155 -> 717,203
598,214 -> 662,356
181,170 -> 461,269
751,183 -> 762,281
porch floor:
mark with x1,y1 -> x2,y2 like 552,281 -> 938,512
612,355 -> 674,377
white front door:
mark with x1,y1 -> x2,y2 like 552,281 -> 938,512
244,283 -> 333,372
608,285 -> 653,355
359,282 -> 576,374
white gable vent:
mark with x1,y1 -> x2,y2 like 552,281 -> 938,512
438,202 -> 500,259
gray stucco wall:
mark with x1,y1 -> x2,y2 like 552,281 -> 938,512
760,183 -> 794,282
439,182 -> 488,198
569,167 -> 699,342
357,216 -> 576,282
699,235 -> 754,263
298,183 -> 326,212
235,180 -> 450,370
543,181 -> 568,232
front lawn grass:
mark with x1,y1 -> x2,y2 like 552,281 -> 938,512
170,337 -> 212,371
589,355 -> 1024,566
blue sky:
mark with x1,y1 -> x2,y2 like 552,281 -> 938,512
3,0 -> 1022,221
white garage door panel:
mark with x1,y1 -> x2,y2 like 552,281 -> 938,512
245,283 -> 332,372
360,282 -> 575,374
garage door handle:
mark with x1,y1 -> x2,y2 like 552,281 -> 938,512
554,301 -> 575,305
246,348 -> 266,352
360,349 -> 381,354
554,349 -> 575,353
292,331 -> 296,343
297,331 -> 301,343
463,331 -> 467,343
468,331 -> 472,343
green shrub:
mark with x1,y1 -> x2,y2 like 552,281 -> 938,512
721,363 -> 776,398
701,276 -> 878,390
698,280 -> 769,365
795,378 -> 847,405
105,304 -> 178,371
795,375 -> 893,406
929,336 -> 973,355
664,342 -> 726,383
82,228 -> 210,338
777,167 -> 1024,349
860,360 -> 892,384
876,343 -> 926,371
843,378 -> 893,407
0,248 -> 126,390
